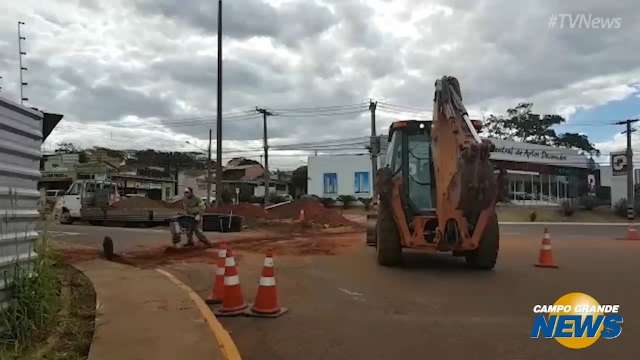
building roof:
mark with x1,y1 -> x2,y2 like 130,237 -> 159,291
111,174 -> 175,182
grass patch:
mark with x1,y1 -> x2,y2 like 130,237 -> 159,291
497,205 -> 626,222
0,242 -> 95,359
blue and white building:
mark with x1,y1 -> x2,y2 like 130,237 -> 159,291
307,154 -> 374,199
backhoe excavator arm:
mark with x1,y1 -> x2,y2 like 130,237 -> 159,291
431,76 -> 499,250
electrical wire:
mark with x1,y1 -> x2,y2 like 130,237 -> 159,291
378,102 -> 431,113
267,102 -> 368,113
273,109 -> 368,118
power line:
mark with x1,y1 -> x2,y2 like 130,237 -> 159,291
273,109 -> 368,118
378,102 -> 431,113
158,116 -> 262,128
271,136 -> 368,147
267,102 -> 368,113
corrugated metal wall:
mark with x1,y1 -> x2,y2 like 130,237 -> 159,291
0,96 -> 43,309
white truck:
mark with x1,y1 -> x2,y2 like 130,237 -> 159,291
54,180 -> 119,224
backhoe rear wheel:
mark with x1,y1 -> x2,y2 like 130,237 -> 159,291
465,214 -> 499,270
376,201 -> 402,266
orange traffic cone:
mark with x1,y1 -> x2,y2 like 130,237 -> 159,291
246,250 -> 288,317
534,228 -> 558,268
627,224 -> 639,240
214,248 -> 248,316
206,243 -> 227,304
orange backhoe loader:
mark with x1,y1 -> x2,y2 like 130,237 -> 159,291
367,76 -> 502,269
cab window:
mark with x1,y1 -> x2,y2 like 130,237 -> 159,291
406,133 -> 434,210
85,182 -> 97,193
386,132 -> 402,174
67,183 -> 81,195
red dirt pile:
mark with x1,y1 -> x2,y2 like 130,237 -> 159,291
206,203 -> 272,220
110,197 -> 171,209
268,199 -> 355,227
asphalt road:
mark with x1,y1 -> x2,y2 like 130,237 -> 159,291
53,223 -> 640,359
48,223 -> 173,251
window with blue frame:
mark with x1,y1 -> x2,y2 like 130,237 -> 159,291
354,171 -> 370,193
323,173 -> 338,194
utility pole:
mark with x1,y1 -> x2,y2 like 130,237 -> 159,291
207,129 -> 212,205
616,119 -> 639,220
256,107 -> 273,204
215,0 -> 223,206
369,100 -> 379,196
17,21 -> 28,104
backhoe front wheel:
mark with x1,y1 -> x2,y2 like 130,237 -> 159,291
376,202 -> 402,266
465,214 -> 499,270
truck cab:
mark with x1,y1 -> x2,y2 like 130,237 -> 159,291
384,120 -> 437,215
54,180 -> 119,224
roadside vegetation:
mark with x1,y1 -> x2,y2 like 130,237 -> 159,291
497,203 -> 627,223
0,234 -> 95,359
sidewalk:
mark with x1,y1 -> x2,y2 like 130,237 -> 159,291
75,259 -> 225,360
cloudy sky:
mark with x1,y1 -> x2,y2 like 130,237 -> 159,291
1,0 -> 640,169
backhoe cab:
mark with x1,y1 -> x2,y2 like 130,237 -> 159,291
368,76 -> 500,269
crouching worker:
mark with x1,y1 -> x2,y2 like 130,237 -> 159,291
180,187 -> 213,247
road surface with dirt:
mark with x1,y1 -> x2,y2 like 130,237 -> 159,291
53,222 -> 640,359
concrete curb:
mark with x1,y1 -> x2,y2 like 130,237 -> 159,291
500,222 -> 633,226
156,269 -> 242,360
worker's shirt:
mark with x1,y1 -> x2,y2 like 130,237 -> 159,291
183,195 -> 205,216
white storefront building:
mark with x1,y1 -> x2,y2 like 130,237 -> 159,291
307,138 -> 593,204
307,154 -> 374,199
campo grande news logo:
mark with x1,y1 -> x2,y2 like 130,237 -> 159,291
530,292 -> 623,349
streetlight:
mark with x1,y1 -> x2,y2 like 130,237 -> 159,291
215,0 -> 223,207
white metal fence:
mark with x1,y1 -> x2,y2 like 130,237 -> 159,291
0,96 -> 42,309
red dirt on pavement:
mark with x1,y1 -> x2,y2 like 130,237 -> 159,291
57,228 -> 362,269
117,246 -> 222,268
268,199 -> 356,227
231,232 -> 362,256
58,248 -> 101,263
58,245 -> 224,268
206,203 -> 272,220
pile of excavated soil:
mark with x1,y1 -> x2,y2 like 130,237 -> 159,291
206,203 -> 272,220
110,197 -> 171,209
268,199 -> 355,227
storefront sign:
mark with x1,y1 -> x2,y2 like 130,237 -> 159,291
492,146 -> 567,161
610,151 -> 627,176
489,139 -> 587,168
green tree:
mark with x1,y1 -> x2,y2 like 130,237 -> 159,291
55,142 -> 81,154
55,142 -> 87,162
484,103 -> 598,154
556,133 -> 600,155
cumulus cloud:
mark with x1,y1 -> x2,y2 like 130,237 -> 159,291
0,0 -> 638,168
